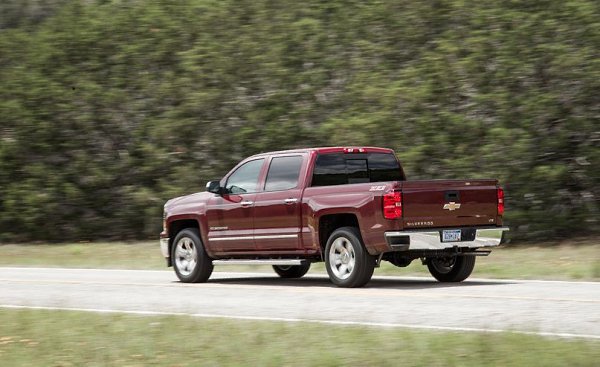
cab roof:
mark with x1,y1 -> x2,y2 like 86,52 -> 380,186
249,146 -> 395,158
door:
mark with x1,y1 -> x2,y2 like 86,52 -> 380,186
206,158 -> 265,252
253,155 -> 304,251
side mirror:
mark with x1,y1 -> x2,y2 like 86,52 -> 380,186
206,180 -> 223,195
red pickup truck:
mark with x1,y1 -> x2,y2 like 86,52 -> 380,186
160,147 -> 508,287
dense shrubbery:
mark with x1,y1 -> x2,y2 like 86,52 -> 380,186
0,0 -> 598,242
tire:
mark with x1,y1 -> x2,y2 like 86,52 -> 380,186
324,227 -> 376,288
172,228 -> 213,283
426,255 -> 476,282
272,263 -> 311,278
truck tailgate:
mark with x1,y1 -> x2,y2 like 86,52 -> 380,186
400,179 -> 499,228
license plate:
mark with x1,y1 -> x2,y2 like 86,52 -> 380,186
442,229 -> 462,242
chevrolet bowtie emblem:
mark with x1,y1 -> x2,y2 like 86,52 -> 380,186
443,202 -> 461,211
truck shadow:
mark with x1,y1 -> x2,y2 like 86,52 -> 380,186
206,275 -> 515,289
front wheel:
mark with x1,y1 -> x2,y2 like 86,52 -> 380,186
426,255 -> 475,282
172,228 -> 213,283
325,227 -> 375,288
272,263 -> 311,278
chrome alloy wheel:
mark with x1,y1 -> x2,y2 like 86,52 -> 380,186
174,237 -> 198,276
328,236 -> 356,280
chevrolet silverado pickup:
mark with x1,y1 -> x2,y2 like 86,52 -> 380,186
160,147 -> 508,287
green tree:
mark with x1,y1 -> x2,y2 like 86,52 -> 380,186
0,0 -> 598,242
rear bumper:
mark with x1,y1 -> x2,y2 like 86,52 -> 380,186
385,227 -> 509,251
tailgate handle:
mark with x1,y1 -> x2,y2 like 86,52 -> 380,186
445,191 -> 460,202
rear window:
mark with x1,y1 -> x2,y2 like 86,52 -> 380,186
311,153 -> 404,187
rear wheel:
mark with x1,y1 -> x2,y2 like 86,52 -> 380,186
426,255 -> 475,282
172,228 -> 213,283
325,227 -> 375,288
272,263 -> 311,278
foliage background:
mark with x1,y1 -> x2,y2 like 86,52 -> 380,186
0,0 -> 598,242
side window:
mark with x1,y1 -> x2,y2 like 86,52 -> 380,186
265,156 -> 303,191
225,158 -> 265,194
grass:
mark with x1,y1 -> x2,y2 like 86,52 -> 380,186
0,308 -> 598,367
0,242 -> 165,270
0,240 -> 598,281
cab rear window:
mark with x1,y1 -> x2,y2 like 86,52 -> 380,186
311,153 -> 404,187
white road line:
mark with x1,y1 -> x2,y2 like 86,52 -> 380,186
1,304 -> 598,340
1,267 -> 599,285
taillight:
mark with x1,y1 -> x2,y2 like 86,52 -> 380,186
497,187 -> 505,216
383,191 -> 402,219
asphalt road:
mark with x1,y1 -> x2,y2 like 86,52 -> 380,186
1,267 -> 598,339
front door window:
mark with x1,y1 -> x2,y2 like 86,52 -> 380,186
225,158 -> 264,194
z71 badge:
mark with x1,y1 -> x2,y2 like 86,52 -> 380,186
369,185 -> 386,191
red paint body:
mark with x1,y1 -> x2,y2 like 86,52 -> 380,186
161,147 -> 504,259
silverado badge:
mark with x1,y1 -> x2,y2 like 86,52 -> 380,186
443,202 -> 461,211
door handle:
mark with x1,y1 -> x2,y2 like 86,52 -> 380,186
284,198 -> 298,204
240,201 -> 254,207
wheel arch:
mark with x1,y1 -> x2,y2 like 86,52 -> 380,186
317,213 -> 361,254
167,219 -> 200,266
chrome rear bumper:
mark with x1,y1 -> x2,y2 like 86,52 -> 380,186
385,227 -> 509,251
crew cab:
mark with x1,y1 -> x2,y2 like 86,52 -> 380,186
160,147 -> 508,287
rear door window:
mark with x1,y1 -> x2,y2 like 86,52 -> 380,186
311,153 -> 403,187
265,156 -> 303,191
